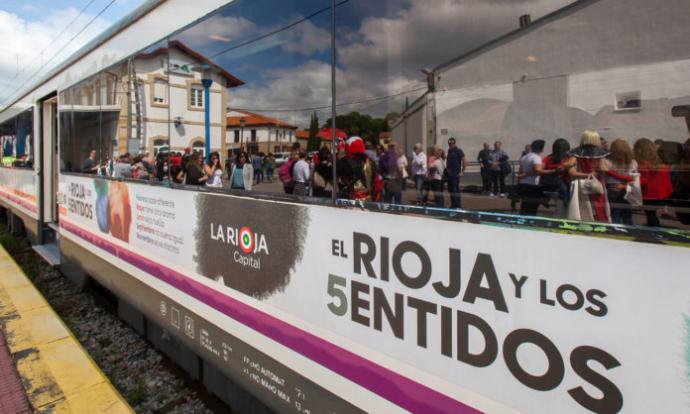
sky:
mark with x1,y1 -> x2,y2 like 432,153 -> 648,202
172,0 -> 577,128
0,0 -> 144,106
0,0 -> 576,127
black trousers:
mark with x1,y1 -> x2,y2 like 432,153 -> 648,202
518,184 -> 543,216
490,170 -> 505,194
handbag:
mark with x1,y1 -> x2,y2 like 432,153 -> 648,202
624,173 -> 643,207
580,176 -> 604,196
312,171 -> 326,188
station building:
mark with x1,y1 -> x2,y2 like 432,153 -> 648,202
58,40 -> 243,170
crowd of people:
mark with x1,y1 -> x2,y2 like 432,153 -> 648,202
512,130 -> 690,226
80,128 -> 690,228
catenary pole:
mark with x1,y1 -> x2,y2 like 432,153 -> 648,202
331,0 -> 337,202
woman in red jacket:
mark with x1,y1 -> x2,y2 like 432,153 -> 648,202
634,138 -> 673,227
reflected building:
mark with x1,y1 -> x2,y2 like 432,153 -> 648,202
120,40 -> 244,157
226,110 -> 297,154
60,40 -> 244,171
391,0 -> 690,159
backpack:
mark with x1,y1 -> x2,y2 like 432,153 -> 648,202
279,159 -> 295,185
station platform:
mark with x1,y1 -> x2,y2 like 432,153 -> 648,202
0,244 -> 132,413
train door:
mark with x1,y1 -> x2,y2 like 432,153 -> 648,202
34,95 -> 60,265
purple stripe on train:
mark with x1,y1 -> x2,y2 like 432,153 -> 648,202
0,189 -> 37,214
60,219 -> 484,414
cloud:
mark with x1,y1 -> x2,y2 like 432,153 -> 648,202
0,8 -> 112,105
336,0 -> 576,93
281,18 -> 330,56
224,0 -> 577,128
177,14 -> 257,48
229,60 -> 333,127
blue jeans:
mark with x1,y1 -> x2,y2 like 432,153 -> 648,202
607,187 -> 633,225
447,176 -> 461,209
414,175 -> 425,202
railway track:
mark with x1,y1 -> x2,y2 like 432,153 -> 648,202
0,223 -> 230,414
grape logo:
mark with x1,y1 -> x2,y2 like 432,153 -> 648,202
239,226 -> 254,254
195,194 -> 309,300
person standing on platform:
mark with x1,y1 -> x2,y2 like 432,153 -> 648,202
292,150 -> 311,196
81,149 -> 99,174
230,152 -> 253,191
445,137 -> 466,209
379,143 -> 402,204
477,143 -> 491,194
489,141 -> 509,197
411,143 -> 427,204
517,140 -> 547,216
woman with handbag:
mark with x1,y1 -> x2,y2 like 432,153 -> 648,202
634,138 -> 673,227
605,139 -> 638,225
566,129 -> 610,222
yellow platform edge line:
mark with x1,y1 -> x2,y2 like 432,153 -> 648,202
0,244 -> 133,413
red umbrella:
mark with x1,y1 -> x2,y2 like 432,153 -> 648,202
315,127 -> 348,141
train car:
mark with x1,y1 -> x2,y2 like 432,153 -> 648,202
1,0 -> 690,413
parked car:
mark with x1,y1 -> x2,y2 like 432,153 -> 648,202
273,152 -> 290,167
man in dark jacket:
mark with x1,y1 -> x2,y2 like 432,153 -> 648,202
477,142 -> 491,193
446,137 -> 466,209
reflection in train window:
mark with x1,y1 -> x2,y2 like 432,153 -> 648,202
0,109 -> 34,168
59,74 -> 102,172
170,0 -> 332,157
335,0 -> 690,229
126,41 -> 170,156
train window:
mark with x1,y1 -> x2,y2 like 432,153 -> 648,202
334,0 -> 690,230
59,74 -> 102,173
0,109 -> 33,169
170,0 -> 332,185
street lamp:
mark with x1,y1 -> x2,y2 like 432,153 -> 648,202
194,64 -> 213,162
239,117 -> 246,151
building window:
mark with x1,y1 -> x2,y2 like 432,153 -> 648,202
153,139 -> 168,155
234,130 -> 240,143
615,91 -> 641,111
251,129 -> 257,142
192,141 -> 205,157
153,79 -> 167,104
190,85 -> 204,108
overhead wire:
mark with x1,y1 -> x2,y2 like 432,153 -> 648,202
233,86 -> 427,114
207,0 -> 350,61
0,0 -> 99,97
1,0 -> 117,107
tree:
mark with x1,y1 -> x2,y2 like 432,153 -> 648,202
323,111 -> 389,146
307,112 -> 320,152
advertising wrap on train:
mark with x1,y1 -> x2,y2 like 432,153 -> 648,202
0,168 -> 38,217
59,175 -> 690,414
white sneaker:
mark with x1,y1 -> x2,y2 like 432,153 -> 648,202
499,193 -> 507,198
489,193 -> 496,197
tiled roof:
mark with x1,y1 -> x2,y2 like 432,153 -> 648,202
227,110 -> 298,129
136,40 -> 244,88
